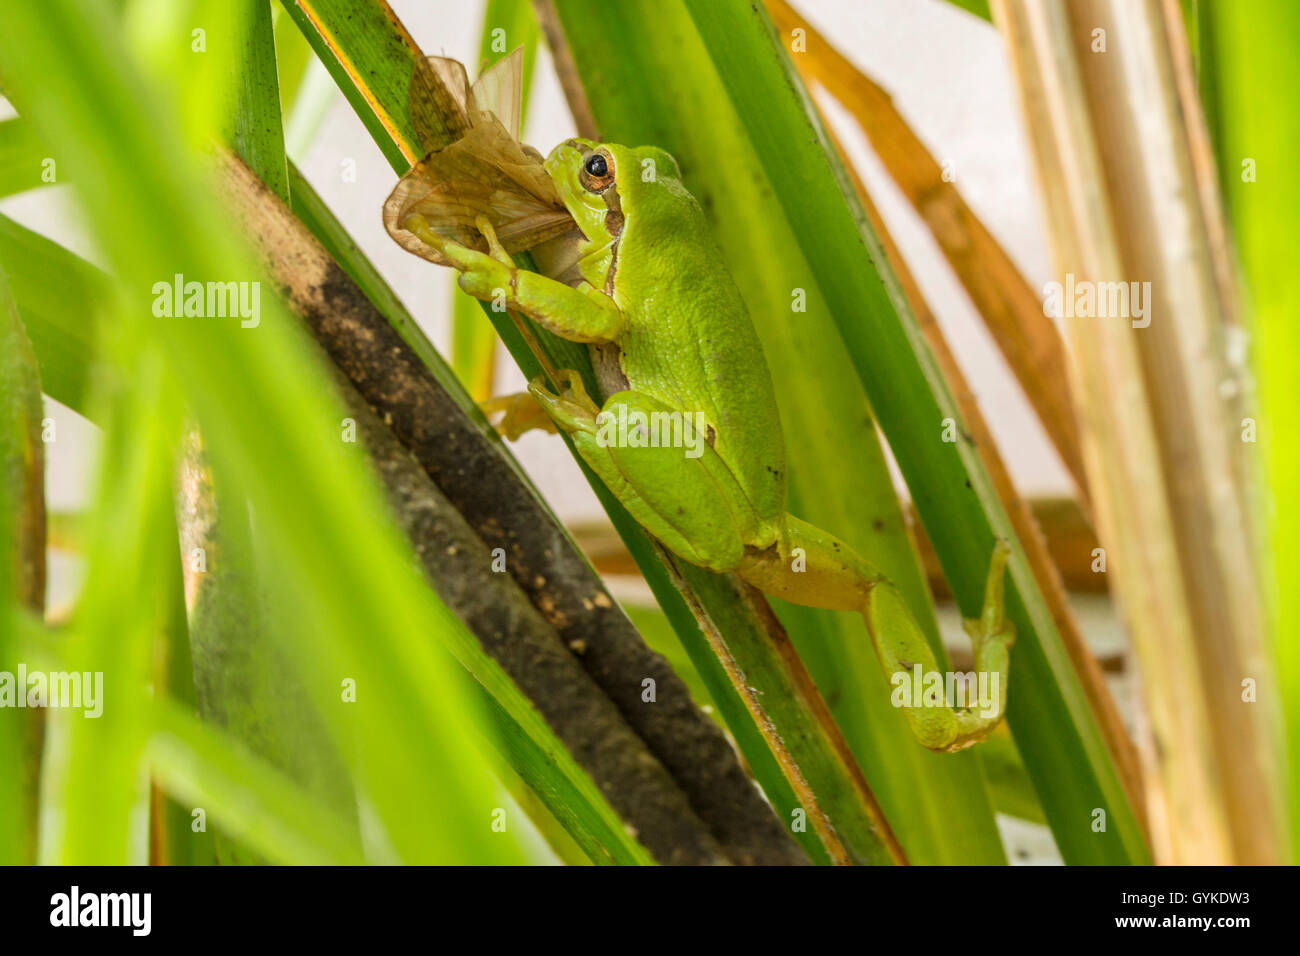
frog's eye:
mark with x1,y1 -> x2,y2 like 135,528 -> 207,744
579,149 -> 615,193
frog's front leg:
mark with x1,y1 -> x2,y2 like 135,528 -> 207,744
738,526 -> 1014,752
405,213 -> 624,343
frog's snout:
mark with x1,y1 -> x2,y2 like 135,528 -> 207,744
544,138 -> 598,177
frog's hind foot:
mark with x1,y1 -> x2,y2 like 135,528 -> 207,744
526,369 -> 604,431
479,392 -> 558,440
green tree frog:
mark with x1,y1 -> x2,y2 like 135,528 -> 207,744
395,137 -> 1013,752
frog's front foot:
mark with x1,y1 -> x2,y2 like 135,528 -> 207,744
403,213 -> 517,300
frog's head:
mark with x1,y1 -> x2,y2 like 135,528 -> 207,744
544,137 -> 686,257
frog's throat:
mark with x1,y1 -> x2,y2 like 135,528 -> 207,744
576,233 -> 620,295
579,182 -> 624,294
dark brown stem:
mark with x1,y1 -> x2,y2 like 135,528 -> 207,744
216,151 -> 806,865
331,364 -> 730,864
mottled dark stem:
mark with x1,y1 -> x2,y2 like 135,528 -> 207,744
333,366 -> 731,864
218,152 -> 806,865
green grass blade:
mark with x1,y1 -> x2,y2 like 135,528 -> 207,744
220,0 -> 290,201
0,0 -> 524,864
549,0 -> 1004,865
0,213 -> 103,415
676,0 -> 1147,864
189,0 -> 358,865
2,162 -> 660,867
942,0 -> 992,23
290,0 -> 917,865
0,268 -> 45,864
1209,0 -> 1300,863
472,685 -> 652,865
36,345 -> 175,864
150,508 -> 218,865
279,0 -> 424,169
147,699 -> 366,865
0,118 -> 51,198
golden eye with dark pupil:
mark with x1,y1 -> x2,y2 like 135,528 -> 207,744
579,150 -> 615,192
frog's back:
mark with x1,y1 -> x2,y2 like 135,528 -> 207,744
608,180 -> 787,529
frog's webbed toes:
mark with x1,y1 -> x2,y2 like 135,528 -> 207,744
402,213 -> 496,273
473,214 -> 513,266
527,371 -> 601,430
479,392 -> 557,440
964,537 -> 1015,650
549,370 -> 599,408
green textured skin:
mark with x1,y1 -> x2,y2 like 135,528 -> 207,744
543,139 -> 786,561
536,139 -> 1011,752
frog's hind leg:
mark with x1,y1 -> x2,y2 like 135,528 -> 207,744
529,374 -> 757,573
738,517 -> 1014,752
